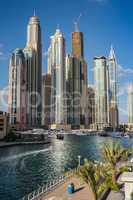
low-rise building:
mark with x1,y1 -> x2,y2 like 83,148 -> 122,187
0,111 -> 9,139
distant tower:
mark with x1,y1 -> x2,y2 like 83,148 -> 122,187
71,21 -> 88,127
128,84 -> 133,124
108,46 -> 119,129
8,49 -> 27,130
47,46 -> 52,74
94,56 -> 110,130
65,54 -> 80,128
26,14 -> 42,127
88,86 -> 95,126
49,29 -> 66,125
42,74 -> 51,127
72,24 -> 84,59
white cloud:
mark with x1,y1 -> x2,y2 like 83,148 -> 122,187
42,51 -> 48,58
0,52 -> 4,56
0,87 -> 8,112
118,64 -> 133,77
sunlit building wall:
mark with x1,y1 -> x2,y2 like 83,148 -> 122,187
49,29 -> 67,125
25,15 -> 42,127
128,88 -> 133,124
94,56 -> 110,130
108,46 -> 119,129
8,49 -> 27,130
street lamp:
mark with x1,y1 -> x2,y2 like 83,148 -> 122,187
78,155 -> 81,167
130,157 -> 133,171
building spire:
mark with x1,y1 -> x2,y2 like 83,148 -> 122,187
33,9 -> 36,16
109,44 -> 116,60
74,13 -> 82,32
57,24 -> 60,30
74,21 -> 79,32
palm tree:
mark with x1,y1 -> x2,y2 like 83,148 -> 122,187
78,159 -> 106,200
102,142 -> 131,185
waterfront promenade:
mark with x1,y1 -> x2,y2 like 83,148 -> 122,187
33,175 -> 125,200
36,177 -> 92,200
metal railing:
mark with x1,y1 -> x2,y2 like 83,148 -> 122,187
20,169 -> 77,200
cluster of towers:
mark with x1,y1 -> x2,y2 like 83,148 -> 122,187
8,14 -> 119,130
42,24 -> 88,129
93,47 -> 119,130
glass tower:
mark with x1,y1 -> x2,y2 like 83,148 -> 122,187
108,46 -> 119,129
8,49 -> 27,130
25,15 -> 42,127
49,29 -> 66,125
128,86 -> 133,124
94,56 -> 110,130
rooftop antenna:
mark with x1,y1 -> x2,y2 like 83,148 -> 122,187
57,24 -> 60,30
33,9 -> 36,16
74,13 -> 82,32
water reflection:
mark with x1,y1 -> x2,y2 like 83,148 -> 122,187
0,135 -> 132,200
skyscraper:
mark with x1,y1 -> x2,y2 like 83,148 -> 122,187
128,85 -> 133,124
25,14 -> 42,127
8,49 -> 27,130
47,46 -> 52,74
42,74 -> 51,127
65,54 -> 80,128
72,31 -> 84,59
8,14 -> 42,129
49,29 -> 66,126
88,86 -> 95,127
94,56 -> 110,130
71,25 -> 88,127
108,46 -> 119,129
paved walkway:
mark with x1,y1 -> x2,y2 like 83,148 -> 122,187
106,190 -> 124,200
40,177 -> 92,200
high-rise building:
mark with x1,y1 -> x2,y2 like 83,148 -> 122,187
88,86 -> 95,126
23,47 -> 36,126
94,56 -> 110,130
42,74 -> 51,127
128,85 -> 133,124
8,49 -> 27,130
47,46 -> 52,74
72,29 -> 84,59
71,25 -> 88,127
108,46 -> 119,129
25,14 -> 42,127
49,29 -> 66,126
80,59 -> 88,126
65,55 -> 80,128
8,14 -> 42,129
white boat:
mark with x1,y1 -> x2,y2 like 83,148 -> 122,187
124,135 -> 130,139
111,132 -> 122,138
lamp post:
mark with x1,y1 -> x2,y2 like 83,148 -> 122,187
130,157 -> 133,172
78,155 -> 81,167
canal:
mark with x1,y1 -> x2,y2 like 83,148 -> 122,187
0,135 -> 132,200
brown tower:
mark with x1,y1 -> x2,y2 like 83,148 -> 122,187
72,32 -> 84,59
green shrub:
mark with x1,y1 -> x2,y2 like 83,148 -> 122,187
131,192 -> 133,200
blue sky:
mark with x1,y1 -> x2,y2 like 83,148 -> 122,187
0,0 -> 133,122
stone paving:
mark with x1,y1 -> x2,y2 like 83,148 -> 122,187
36,175 -> 125,200
106,190 -> 124,200
41,177 -> 92,200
